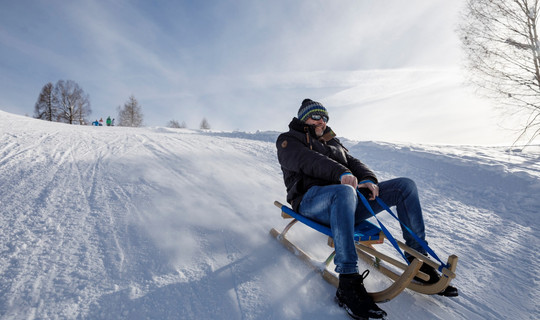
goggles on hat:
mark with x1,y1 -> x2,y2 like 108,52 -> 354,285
309,114 -> 328,123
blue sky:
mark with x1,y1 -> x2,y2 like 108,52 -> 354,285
0,0 -> 520,145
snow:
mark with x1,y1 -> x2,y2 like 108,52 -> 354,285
0,110 -> 538,319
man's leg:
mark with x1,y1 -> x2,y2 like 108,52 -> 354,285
299,184 -> 387,318
299,184 -> 359,274
355,177 -> 427,255
355,178 -> 459,296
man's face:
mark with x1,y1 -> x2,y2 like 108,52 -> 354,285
305,115 -> 327,137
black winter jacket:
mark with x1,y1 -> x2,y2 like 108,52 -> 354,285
276,117 -> 378,211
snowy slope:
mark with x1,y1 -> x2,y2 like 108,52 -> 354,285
0,110 -> 538,320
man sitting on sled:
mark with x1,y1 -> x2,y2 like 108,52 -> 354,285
276,99 -> 458,319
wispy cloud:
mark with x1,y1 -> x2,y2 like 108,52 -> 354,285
0,0 -> 516,144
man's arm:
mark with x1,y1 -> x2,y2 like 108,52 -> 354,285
345,152 -> 378,184
344,153 -> 379,200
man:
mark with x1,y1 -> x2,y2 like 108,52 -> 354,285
276,99 -> 457,319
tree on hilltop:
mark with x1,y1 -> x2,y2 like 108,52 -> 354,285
34,82 -> 56,121
200,117 -> 211,130
117,95 -> 144,127
167,120 -> 187,128
54,80 -> 91,125
33,80 -> 91,124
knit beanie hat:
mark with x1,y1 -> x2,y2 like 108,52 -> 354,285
297,99 -> 329,122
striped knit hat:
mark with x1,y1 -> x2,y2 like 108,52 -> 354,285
297,99 -> 329,122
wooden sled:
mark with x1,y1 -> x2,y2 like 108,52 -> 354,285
270,201 -> 458,303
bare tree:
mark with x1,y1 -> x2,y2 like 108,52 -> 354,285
459,0 -> 540,145
34,82 -> 56,121
53,80 -> 91,125
167,120 -> 187,128
200,117 -> 211,130
117,95 -> 144,127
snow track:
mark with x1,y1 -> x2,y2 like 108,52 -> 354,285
0,111 -> 538,319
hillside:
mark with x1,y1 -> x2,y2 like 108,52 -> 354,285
0,111 -> 538,319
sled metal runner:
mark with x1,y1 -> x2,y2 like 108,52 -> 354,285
270,201 -> 458,302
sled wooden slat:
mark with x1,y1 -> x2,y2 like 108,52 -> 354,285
356,243 -> 458,295
270,227 -> 316,267
275,201 -> 293,219
355,243 -> 430,282
397,241 -> 456,279
370,258 -> 422,302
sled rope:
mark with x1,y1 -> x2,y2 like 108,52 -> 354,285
374,195 -> 449,272
356,190 -> 450,272
356,190 -> 409,264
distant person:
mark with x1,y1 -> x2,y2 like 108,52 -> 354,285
92,120 -> 99,126
99,118 -> 103,126
276,98 -> 457,319
112,118 -> 115,126
106,116 -> 112,126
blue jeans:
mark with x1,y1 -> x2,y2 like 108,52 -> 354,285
298,177 -> 426,274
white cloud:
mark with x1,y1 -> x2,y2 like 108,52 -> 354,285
2,0 -> 522,145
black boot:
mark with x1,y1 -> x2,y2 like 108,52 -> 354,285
407,256 -> 459,297
335,270 -> 387,319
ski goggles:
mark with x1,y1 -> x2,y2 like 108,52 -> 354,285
309,114 -> 328,123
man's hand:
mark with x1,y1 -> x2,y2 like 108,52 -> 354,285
359,181 -> 379,200
340,174 -> 358,190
